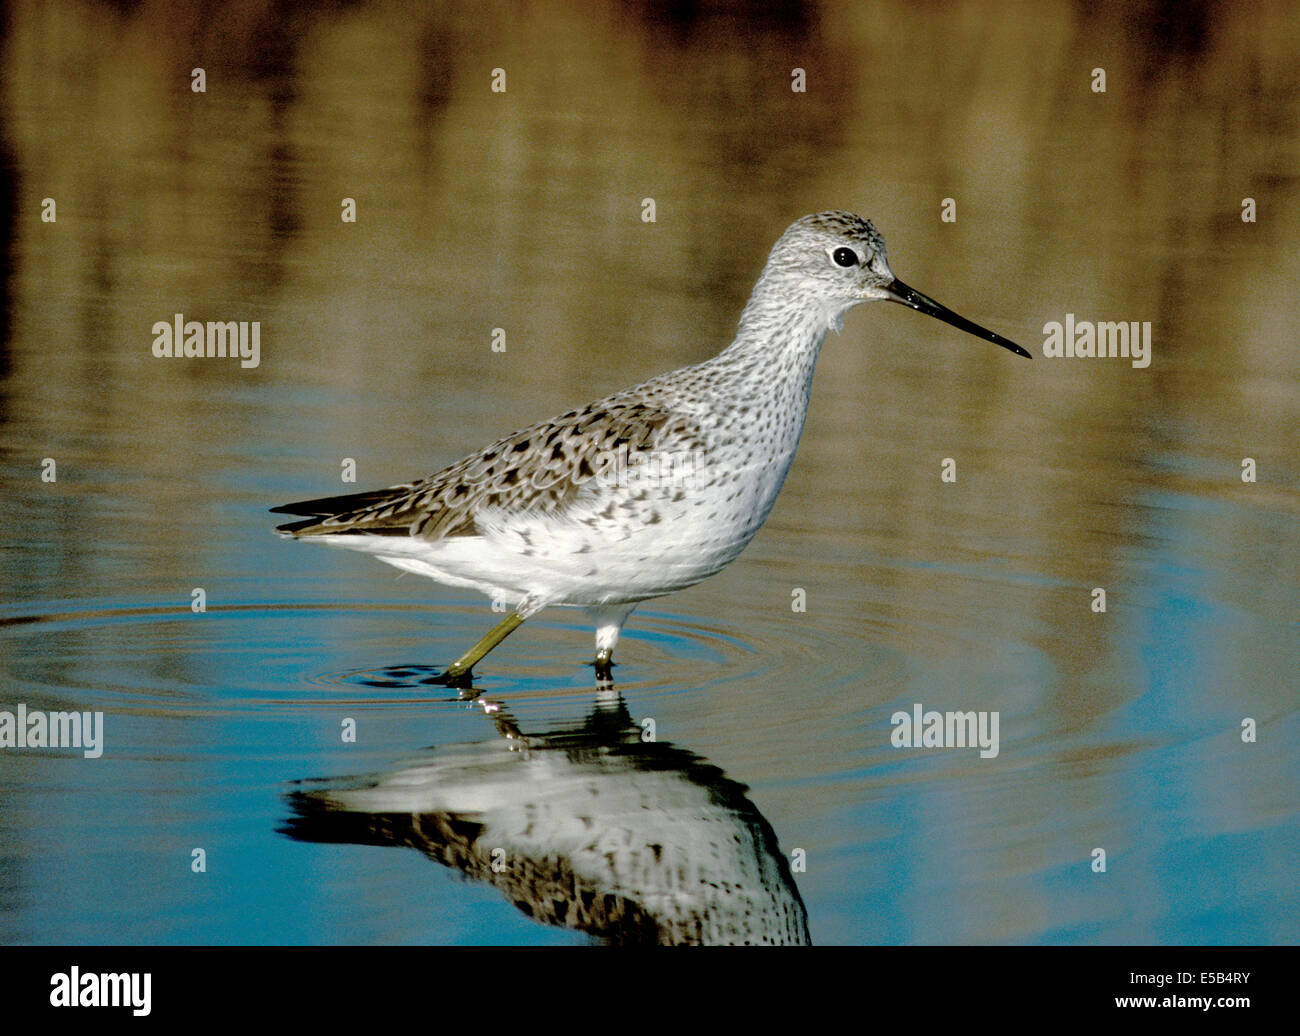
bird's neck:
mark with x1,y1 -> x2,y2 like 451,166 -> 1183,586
711,279 -> 839,403
671,283 -> 841,495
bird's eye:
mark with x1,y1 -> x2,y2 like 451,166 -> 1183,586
832,247 -> 859,268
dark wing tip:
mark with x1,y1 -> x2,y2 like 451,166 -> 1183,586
271,487 -> 422,537
270,488 -> 411,518
274,516 -> 324,536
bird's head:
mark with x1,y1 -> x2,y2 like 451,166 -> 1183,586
762,210 -> 1030,358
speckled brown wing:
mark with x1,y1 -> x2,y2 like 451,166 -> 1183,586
272,398 -> 696,541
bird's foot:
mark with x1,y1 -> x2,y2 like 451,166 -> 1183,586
428,666 -> 475,691
591,653 -> 616,688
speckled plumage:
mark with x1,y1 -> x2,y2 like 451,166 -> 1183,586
273,211 -> 1027,678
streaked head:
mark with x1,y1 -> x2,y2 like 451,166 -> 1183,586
763,210 -> 1030,358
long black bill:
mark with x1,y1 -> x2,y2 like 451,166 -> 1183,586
884,278 -> 1031,358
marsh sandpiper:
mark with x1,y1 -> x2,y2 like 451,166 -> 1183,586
273,211 -> 1029,685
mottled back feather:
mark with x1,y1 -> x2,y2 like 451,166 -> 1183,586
273,398 -> 698,541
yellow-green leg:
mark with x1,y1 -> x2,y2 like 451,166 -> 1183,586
440,612 -> 525,686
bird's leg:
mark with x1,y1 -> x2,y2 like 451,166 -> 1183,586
587,603 -> 634,690
438,612 -> 525,687
593,648 -> 615,688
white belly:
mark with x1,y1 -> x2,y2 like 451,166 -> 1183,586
316,445 -> 795,610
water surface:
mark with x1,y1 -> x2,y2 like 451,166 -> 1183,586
1,0 -> 1296,945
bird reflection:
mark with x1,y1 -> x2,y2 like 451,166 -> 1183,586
281,690 -> 809,945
